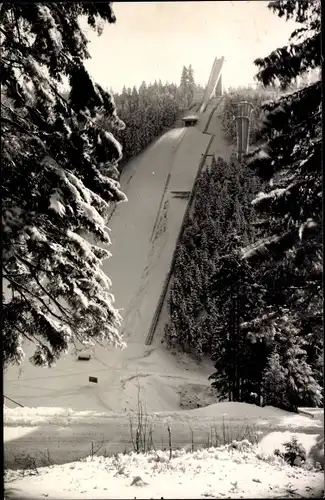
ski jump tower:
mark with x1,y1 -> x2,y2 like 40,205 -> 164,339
200,56 -> 224,113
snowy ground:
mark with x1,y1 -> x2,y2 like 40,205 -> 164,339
4,403 -> 324,471
5,440 -> 324,499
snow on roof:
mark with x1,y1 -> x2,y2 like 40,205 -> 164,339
182,114 -> 198,121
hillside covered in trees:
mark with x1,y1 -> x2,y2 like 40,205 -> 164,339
111,65 -> 197,167
68,65 -> 198,168
165,0 -> 322,413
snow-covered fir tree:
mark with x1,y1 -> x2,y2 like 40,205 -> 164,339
178,65 -> 196,108
187,64 -> 195,103
1,3 -> 128,367
240,0 -> 322,409
179,66 -> 188,106
208,250 -> 270,403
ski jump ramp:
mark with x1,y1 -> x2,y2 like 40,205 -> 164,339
200,56 -> 224,112
4,58 -> 226,413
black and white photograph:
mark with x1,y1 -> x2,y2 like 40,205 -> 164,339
2,0 -> 323,498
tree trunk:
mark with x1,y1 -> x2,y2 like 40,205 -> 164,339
233,290 -> 240,401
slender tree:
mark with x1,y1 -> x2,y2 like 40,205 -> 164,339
187,64 -> 195,103
179,66 -> 188,92
179,65 -> 188,108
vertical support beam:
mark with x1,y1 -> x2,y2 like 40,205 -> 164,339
236,117 -> 244,163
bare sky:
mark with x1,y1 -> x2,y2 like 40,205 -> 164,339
81,1 -> 298,93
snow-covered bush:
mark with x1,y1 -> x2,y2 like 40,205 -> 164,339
274,436 -> 307,467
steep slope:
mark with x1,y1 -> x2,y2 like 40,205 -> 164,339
4,64 -> 231,415
4,101 -> 223,413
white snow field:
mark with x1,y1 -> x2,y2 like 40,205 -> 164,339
4,402 -> 324,472
4,411 -> 324,499
4,446 -> 324,500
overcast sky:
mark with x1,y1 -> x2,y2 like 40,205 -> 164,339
81,1 -> 298,93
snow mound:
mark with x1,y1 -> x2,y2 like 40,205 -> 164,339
4,402 -> 323,429
3,406 -> 124,427
156,402 -> 323,429
187,401 -> 290,417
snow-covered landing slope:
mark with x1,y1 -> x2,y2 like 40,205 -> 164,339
4,100 -> 224,414
5,441 -> 324,499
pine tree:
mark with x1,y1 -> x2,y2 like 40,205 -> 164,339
240,0 -> 322,408
139,81 -> 148,101
180,66 -> 188,92
208,250 -> 269,402
178,65 -> 196,108
179,65 -> 189,108
2,3 -> 127,367
131,85 -> 139,111
262,321 -> 322,412
242,0 -> 321,263
187,64 -> 195,103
